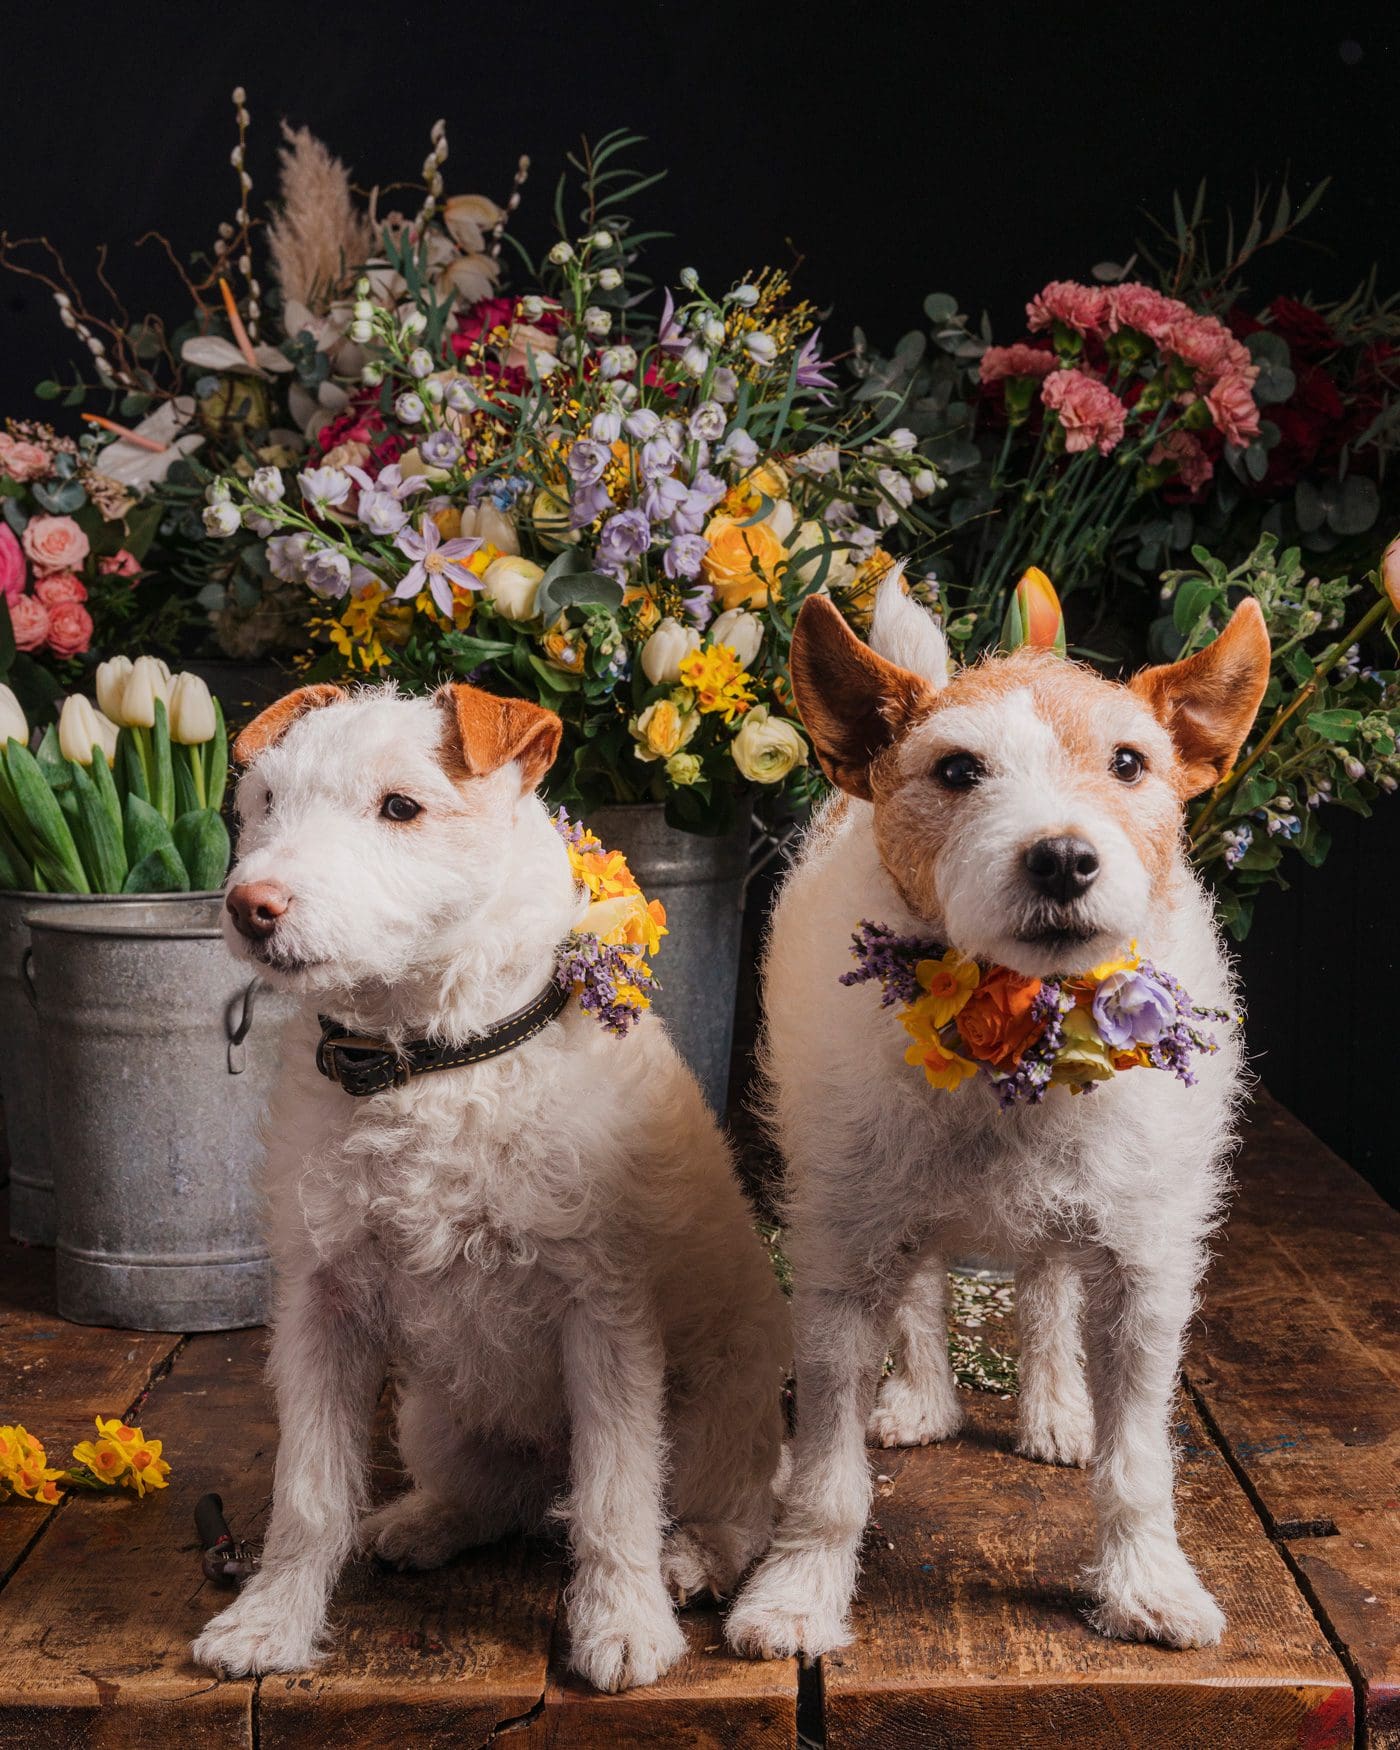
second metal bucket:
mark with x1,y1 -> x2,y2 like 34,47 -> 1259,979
27,897 -> 289,1331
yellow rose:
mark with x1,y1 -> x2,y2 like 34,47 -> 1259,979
730,704 -> 808,784
584,891 -> 668,955
1049,1006 -> 1117,1086
725,461 -> 790,518
483,555 -> 545,620
631,697 -> 699,761
701,515 -> 789,610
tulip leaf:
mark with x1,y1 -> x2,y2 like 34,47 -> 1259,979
205,696 -> 229,815
3,742 -> 89,892
123,793 -> 176,867
67,758 -> 127,893
0,815 -> 31,890
172,809 -> 230,891
88,744 -> 124,841
174,756 -> 201,819
151,698 -> 176,824
117,729 -> 149,804
122,843 -> 189,894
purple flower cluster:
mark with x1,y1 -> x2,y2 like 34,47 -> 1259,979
553,934 -> 659,1038
1131,959 -> 1230,1088
991,986 -> 1074,1108
839,919 -> 937,1007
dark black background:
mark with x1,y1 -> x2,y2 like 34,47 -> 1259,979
2,2 -> 1397,1198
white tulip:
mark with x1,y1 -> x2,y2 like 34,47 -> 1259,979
95,655 -> 134,720
93,709 -> 119,765
708,609 -> 763,668
642,618 -> 701,687
482,555 -> 545,620
0,683 -> 28,747
168,672 -> 217,745
116,655 -> 171,730
58,694 -> 108,766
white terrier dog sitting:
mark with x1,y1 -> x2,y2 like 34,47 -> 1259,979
191,681 -> 790,1693
726,578 -> 1269,1660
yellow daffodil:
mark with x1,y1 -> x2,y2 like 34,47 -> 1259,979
584,892 -> 669,956
912,949 -> 980,1027
570,845 -> 641,902
1079,941 -> 1141,983
0,1424 -> 66,1502
899,1009 -> 980,1091
122,1436 -> 171,1497
71,1436 -> 131,1485
678,645 -> 757,723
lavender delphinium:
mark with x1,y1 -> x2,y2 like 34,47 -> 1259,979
840,920 -> 936,1007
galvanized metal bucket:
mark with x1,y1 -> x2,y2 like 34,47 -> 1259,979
26,896 -> 290,1331
586,805 -> 749,1116
1,890 -> 223,1247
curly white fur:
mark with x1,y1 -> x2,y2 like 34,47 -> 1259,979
726,583 -> 1244,1662
190,687 -> 790,1692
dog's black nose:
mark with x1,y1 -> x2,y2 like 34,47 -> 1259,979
1023,836 -> 1100,902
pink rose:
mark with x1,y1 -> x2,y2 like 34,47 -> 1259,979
0,523 -> 25,604
34,570 -> 88,607
1040,369 -> 1127,455
1150,430 -> 1214,492
1106,283 -> 1191,343
98,548 -> 142,578
22,514 -> 90,576
1205,373 -> 1262,447
0,434 -> 51,483
44,600 -> 93,659
1026,280 -> 1110,337
979,343 -> 1057,384
9,594 -> 51,652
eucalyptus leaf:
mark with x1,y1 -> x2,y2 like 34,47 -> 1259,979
1327,474 -> 1378,536
31,477 -> 87,515
535,570 -> 624,621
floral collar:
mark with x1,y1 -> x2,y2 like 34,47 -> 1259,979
842,921 -> 1229,1105
552,811 -> 668,1035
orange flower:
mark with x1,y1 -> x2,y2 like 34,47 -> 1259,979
955,966 -> 1045,1067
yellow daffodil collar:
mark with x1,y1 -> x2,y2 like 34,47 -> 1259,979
553,810 -> 668,1035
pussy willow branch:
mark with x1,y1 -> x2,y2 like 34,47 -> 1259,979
1188,591 -> 1394,848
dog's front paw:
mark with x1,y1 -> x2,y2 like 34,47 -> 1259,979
661,1521 -> 755,1605
361,1489 -> 493,1570
568,1586 -> 687,1692
866,1372 -> 963,1449
191,1584 -> 326,1677
1088,1543 -> 1226,1649
1016,1397 -> 1094,1467
725,1547 -> 853,1661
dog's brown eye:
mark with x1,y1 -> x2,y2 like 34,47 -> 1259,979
380,793 -> 422,822
934,752 -> 983,791
1111,747 -> 1145,784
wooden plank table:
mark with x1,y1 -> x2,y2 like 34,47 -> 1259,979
0,1090 -> 1394,1748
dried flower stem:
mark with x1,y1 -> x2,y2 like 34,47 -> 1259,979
491,155 -> 531,261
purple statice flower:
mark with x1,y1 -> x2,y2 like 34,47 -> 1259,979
642,475 -> 688,524
570,479 -> 613,531
1091,968 -> 1176,1049
795,328 -> 838,401
568,439 -> 612,486
420,428 -> 463,468
664,533 -> 709,580
554,934 -> 660,1037
596,508 -> 651,578
392,518 -> 484,614
839,920 -> 940,1008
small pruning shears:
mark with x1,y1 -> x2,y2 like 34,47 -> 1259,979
195,1492 -> 259,1584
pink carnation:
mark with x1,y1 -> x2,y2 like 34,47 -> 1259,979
1026,280 -> 1110,337
0,434 -> 51,483
22,514 -> 89,576
98,549 -> 142,578
1150,430 -> 1214,491
1164,315 -> 1254,384
1040,369 -> 1127,454
46,600 -> 93,658
979,343 -> 1058,384
0,523 -> 25,604
9,594 -> 51,652
1205,373 -> 1262,447
34,570 -> 88,607
1106,283 -> 1191,343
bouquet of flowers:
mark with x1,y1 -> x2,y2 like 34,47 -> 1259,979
0,422 -> 166,713
196,132 -> 933,830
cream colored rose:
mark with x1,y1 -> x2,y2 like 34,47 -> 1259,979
459,502 -> 521,555
483,555 -> 545,620
641,617 -> 701,685
708,608 -> 763,668
731,705 -> 808,784
786,519 -> 858,592
631,697 -> 699,762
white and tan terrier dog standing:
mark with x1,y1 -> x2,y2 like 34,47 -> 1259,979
192,681 -> 790,1693
727,577 -> 1269,1659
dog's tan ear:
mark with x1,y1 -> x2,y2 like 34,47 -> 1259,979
789,594 -> 936,800
434,683 -> 562,795
232,684 -> 347,767
1130,599 -> 1271,797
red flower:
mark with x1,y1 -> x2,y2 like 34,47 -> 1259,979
1266,296 -> 1337,364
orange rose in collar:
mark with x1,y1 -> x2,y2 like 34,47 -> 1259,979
955,966 -> 1045,1067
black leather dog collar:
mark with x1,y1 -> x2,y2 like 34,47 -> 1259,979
315,978 -> 570,1097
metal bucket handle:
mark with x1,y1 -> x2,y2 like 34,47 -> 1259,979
20,946 -> 35,1008
226,977 -> 263,1075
